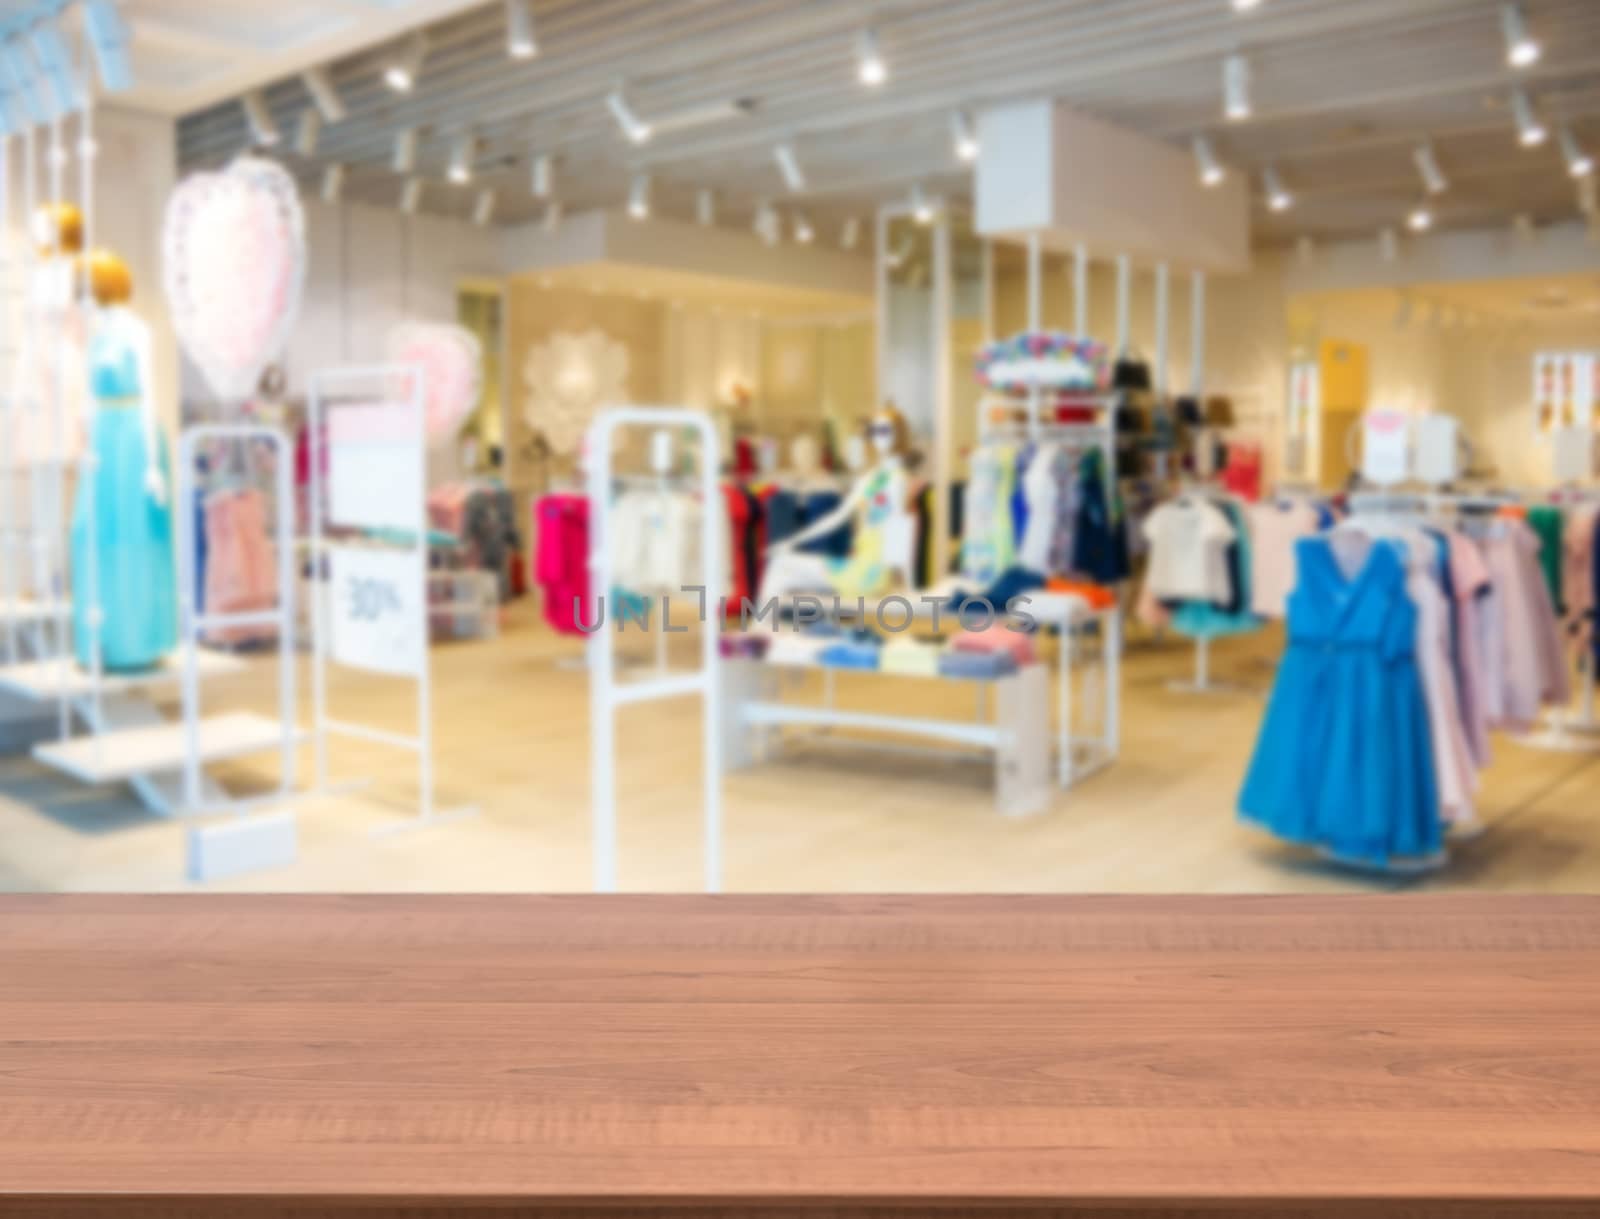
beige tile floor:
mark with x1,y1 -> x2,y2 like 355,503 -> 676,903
1,601 -> 1596,893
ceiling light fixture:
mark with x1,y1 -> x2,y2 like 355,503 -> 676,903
628,172 -> 651,219
794,212 -> 814,243
606,86 -> 652,144
384,32 -> 428,93
841,216 -> 861,249
856,27 -> 887,87
295,108 -> 321,156
1223,53 -> 1251,121
1192,135 -> 1225,186
1232,0 -> 1263,10
1511,88 -> 1547,147
1500,2 -> 1540,68
909,182 -> 934,223
531,152 -> 553,197
473,189 -> 496,226
951,109 -> 979,162
241,90 -> 279,147
1558,126 -> 1594,178
696,187 -> 716,226
1262,166 -> 1292,211
774,142 -> 805,191
302,67 -> 345,123
447,133 -> 475,184
400,177 -> 424,215
1408,200 -> 1434,232
393,127 -> 418,173
1413,141 -> 1448,194
505,0 -> 537,59
321,163 -> 345,204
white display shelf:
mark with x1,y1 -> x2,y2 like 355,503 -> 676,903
0,650 -> 246,701
33,711 -> 294,785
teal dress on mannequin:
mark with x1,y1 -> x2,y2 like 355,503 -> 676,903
70,320 -> 177,671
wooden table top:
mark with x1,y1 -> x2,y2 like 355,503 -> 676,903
3,894 -> 1600,1218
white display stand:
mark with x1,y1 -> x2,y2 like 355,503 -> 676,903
307,364 -> 472,832
586,406 -> 722,893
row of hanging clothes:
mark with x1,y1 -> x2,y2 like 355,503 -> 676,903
1521,495 -> 1600,666
1238,494 -> 1571,870
189,435 -> 281,648
425,478 -> 524,601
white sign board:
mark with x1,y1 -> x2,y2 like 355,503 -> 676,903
1412,414 -> 1461,486
327,402 -> 422,533
329,545 -> 424,677
1362,410 -> 1411,487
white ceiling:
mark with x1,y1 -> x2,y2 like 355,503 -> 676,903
169,0 -> 1600,245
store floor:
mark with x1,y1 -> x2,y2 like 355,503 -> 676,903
2,600 -> 1597,893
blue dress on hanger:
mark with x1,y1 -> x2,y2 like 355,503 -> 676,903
70,323 -> 177,671
1238,536 -> 1441,865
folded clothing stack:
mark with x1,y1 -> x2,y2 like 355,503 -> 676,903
818,633 -> 882,671
880,637 -> 943,677
768,634 -> 832,667
949,624 -> 1037,666
719,633 -> 771,660
938,649 -> 1020,679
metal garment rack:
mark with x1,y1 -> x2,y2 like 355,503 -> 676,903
586,406 -> 722,893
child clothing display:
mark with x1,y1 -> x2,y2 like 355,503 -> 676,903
202,489 -> 278,645
532,494 -> 589,635
70,312 -> 177,671
1247,499 -> 1321,619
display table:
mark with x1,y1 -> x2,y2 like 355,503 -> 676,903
2,895 -> 1598,1218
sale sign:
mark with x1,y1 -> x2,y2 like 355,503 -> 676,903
329,546 -> 423,678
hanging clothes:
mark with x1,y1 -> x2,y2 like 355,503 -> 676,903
202,489 -> 278,646
1142,495 -> 1236,604
1247,499 -> 1319,619
1069,449 -> 1129,586
533,494 -> 589,635
1170,499 -> 1259,639
1527,505 -> 1565,614
960,442 -> 1017,586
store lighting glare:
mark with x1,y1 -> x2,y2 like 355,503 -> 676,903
1232,0 -> 1263,10
295,108 -> 322,156
951,109 -> 979,162
321,163 -> 345,203
1408,201 -> 1433,232
1559,126 -> 1594,178
696,187 -> 715,226
531,152 -> 553,197
393,128 -> 418,173
841,215 -> 860,249
794,212 -> 814,243
384,33 -> 428,93
1511,89 -> 1547,147
1192,135 -> 1225,186
1414,141 -> 1448,194
473,189 -> 496,227
774,142 -> 806,191
1500,2 -> 1540,68
910,182 -> 934,224
505,0 -> 537,59
856,27 -> 887,87
241,90 -> 280,147
400,177 -> 424,215
302,67 -> 346,123
1223,53 -> 1251,121
1263,166 -> 1292,211
447,133 -> 475,184
82,0 -> 133,93
627,172 -> 651,219
606,87 -> 652,144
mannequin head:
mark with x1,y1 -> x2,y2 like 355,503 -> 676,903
32,203 -> 84,258
865,403 -> 912,461
76,248 -> 133,307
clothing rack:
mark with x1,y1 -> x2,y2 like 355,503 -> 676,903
1516,485 -> 1600,752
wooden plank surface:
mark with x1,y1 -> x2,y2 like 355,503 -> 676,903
2,895 -> 1599,1218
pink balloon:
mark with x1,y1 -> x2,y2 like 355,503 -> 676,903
386,322 -> 484,441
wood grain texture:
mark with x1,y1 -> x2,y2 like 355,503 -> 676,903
2,895 -> 1600,1218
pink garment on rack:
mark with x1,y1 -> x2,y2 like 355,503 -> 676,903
949,624 -> 1036,665
1563,506 -> 1599,656
1445,531 -> 1493,770
427,482 -> 475,539
533,494 -> 590,635
204,489 -> 278,645
1485,520 -> 1571,729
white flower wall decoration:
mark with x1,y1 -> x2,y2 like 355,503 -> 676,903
521,329 -> 630,455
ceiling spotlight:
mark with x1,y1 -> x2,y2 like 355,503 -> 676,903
856,27 -> 887,87
302,67 -> 345,123
473,189 -> 496,227
841,216 -> 861,249
447,133 -> 475,184
82,0 -> 133,93
400,177 -> 424,215
774,142 -> 806,191
505,0 -> 537,59
606,86 -> 652,144
628,172 -> 651,219
696,187 -> 716,226
1192,135 -> 1225,186
392,127 -> 418,173
241,90 -> 280,147
1379,227 -> 1399,263
1414,141 -> 1448,194
384,32 -> 428,93
951,109 -> 979,162
1511,88 -> 1547,147
321,163 -> 345,204
1232,0 -> 1263,9
543,199 -> 563,233
794,212 -> 814,243
1262,166 -> 1292,211
1500,2 -> 1540,68
1223,53 -> 1251,121
295,108 -> 321,156
1559,126 -> 1594,178
531,152 -> 553,197
1408,200 -> 1433,232
909,182 -> 934,223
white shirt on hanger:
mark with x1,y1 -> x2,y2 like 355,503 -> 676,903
1017,443 -> 1061,574
1142,497 -> 1235,603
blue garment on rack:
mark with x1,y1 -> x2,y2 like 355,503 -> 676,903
1010,445 -> 1032,545
798,491 -> 853,559
766,490 -> 803,546
1238,537 -> 1441,865
1070,449 -> 1129,585
1172,500 -> 1259,639
70,331 -> 176,672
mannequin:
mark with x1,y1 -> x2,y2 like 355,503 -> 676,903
16,202 -> 88,465
69,249 -> 176,671
760,405 -> 913,601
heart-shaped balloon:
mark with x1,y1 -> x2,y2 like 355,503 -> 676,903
386,322 -> 484,442
162,156 -> 305,403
